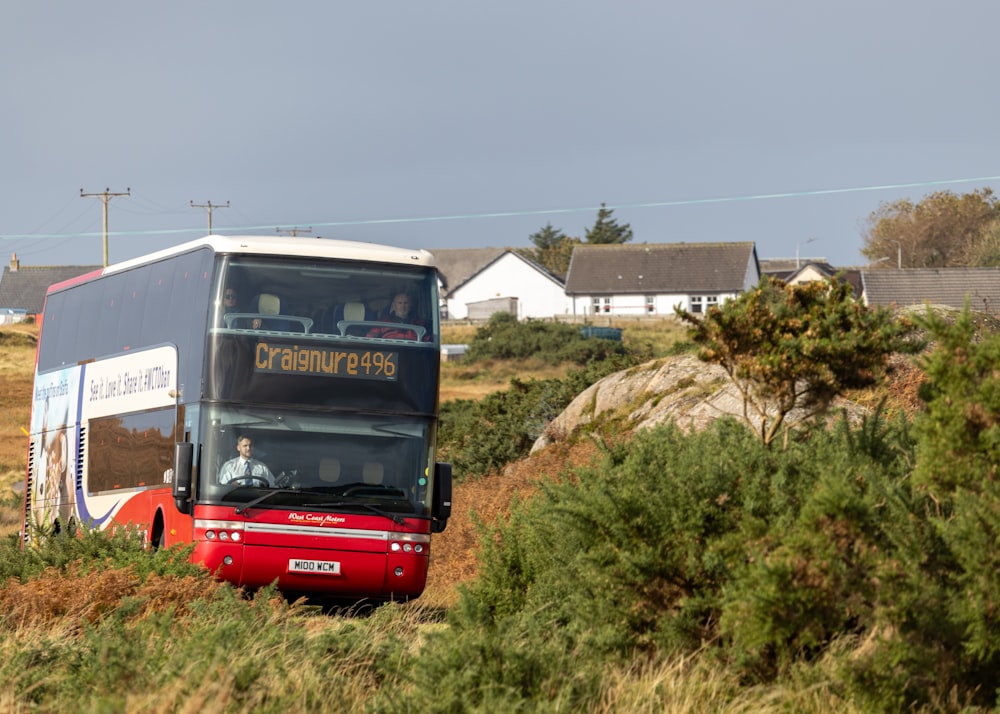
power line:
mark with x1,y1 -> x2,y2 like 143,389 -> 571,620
80,187 -> 131,266
3,173 -> 994,243
190,200 -> 230,234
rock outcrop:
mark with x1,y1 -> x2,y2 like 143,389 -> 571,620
531,354 -> 869,452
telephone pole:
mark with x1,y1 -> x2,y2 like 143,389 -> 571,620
190,200 -> 230,234
276,226 -> 312,237
80,187 -> 130,267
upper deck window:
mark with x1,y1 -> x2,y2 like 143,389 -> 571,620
213,256 -> 439,344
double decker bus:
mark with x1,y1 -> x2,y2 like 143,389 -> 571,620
22,235 -> 452,603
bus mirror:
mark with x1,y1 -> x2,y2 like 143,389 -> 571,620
431,462 -> 452,533
173,442 -> 194,515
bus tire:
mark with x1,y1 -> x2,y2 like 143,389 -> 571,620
151,512 -> 166,550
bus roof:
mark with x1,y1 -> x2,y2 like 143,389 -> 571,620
101,235 -> 437,277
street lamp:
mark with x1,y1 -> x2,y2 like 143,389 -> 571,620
889,240 -> 902,269
796,237 -> 817,269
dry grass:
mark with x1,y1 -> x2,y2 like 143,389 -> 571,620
420,437 -> 603,609
440,356 -> 569,401
0,325 -> 35,537
0,563 -> 228,629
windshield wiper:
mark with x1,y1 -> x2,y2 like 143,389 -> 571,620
315,501 -> 407,525
232,489 -> 407,524
234,488 -> 297,514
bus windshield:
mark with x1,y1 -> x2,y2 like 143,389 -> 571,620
212,255 -> 439,344
200,405 -> 434,516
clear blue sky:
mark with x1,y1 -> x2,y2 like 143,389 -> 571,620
2,1 -> 998,268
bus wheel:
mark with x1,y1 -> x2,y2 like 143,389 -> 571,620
151,513 -> 166,550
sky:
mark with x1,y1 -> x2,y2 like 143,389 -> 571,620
2,1 -> 999,269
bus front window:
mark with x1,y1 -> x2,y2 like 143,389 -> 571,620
200,407 -> 433,517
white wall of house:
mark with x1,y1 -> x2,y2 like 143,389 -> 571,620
446,252 -> 568,319
569,291 -> 742,316
786,264 -> 831,286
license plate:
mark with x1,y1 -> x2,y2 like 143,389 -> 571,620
288,558 -> 341,575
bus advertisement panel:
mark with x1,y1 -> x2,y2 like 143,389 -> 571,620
27,345 -> 177,536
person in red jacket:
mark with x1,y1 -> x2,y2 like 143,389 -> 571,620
367,291 -> 428,341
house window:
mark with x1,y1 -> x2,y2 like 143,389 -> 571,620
592,297 -> 601,314
706,296 -> 718,309
690,296 -> 703,314
603,297 -> 611,313
645,295 -> 655,314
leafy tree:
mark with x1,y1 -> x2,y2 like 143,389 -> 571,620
676,275 -> 917,446
861,188 -> 1000,268
584,203 -> 633,245
520,223 -> 580,277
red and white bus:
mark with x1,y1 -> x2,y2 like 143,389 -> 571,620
22,234 -> 452,603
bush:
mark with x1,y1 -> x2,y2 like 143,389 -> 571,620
0,523 -> 202,585
437,411 -> 997,710
465,313 -> 632,365
438,353 -> 639,479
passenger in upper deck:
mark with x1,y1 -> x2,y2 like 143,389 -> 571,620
366,291 -> 429,341
223,287 -> 240,315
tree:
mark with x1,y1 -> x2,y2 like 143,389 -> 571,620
676,276 -> 917,446
861,188 -> 1000,268
520,223 -> 581,277
585,203 -> 633,244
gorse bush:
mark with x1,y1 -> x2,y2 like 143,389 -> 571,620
0,523 -> 202,585
465,312 -> 633,365
438,354 -> 638,478
438,312 -> 646,478
430,390 -> 1000,711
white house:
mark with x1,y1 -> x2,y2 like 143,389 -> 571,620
432,248 -> 568,320
564,242 -> 760,317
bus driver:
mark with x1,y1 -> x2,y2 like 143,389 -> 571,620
219,434 -> 275,486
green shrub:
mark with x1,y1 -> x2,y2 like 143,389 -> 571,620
441,411 -> 988,710
0,523 -> 201,585
439,352 -> 639,478
465,312 -> 632,365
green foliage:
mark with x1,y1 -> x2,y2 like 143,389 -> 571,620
896,305 -> 1000,699
437,313 -> 642,477
678,275 -> 918,446
912,304 -> 1000,497
436,408 -> 1000,710
439,345 -> 638,478
584,202 -> 633,244
465,312 -> 631,365
0,523 -> 201,584
520,222 -> 581,277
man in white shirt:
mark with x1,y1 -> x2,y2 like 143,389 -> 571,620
219,434 -> 275,486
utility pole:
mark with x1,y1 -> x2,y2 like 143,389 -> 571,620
81,187 -> 130,267
276,226 -> 312,237
190,200 -> 230,234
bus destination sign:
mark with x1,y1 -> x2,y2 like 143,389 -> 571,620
255,342 -> 398,381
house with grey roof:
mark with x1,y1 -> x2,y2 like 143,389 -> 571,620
775,261 -> 863,298
431,247 -> 567,320
861,267 -> 1000,314
0,253 -> 101,322
564,242 -> 760,317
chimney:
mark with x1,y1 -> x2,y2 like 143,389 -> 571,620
9,253 -> 18,271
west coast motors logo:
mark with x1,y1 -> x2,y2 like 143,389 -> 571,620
288,512 -> 347,526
